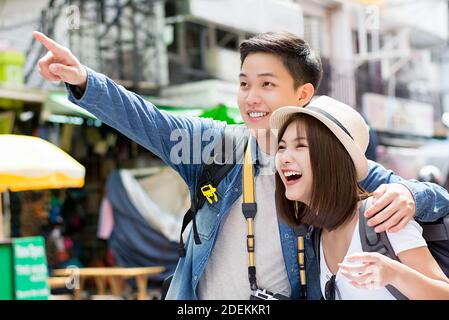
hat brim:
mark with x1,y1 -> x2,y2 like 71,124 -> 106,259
270,106 -> 368,181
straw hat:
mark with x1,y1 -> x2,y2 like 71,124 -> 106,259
270,95 -> 370,181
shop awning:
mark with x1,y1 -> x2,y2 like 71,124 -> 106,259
152,99 -> 242,124
199,103 -> 243,124
1,82 -> 243,125
43,92 -> 96,119
0,86 -> 47,104
42,92 -> 242,124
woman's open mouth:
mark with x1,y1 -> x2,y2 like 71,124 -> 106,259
284,170 -> 302,185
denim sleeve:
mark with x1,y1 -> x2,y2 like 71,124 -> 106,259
360,160 -> 449,222
66,67 -> 226,187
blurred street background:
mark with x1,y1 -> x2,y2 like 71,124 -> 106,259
1,0 -> 449,300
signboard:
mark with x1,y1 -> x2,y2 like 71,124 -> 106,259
189,0 -> 303,36
0,236 -> 49,300
362,93 -> 434,137
384,0 -> 448,42
13,237 -> 50,300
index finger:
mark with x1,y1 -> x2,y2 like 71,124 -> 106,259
338,262 -> 370,274
33,31 -> 66,55
345,252 -> 379,263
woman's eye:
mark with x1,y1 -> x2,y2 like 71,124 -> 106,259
240,82 -> 248,88
296,144 -> 307,149
262,82 -> 275,87
277,145 -> 285,151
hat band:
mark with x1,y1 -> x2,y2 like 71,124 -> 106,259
307,106 -> 354,140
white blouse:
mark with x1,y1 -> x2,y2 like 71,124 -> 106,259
319,199 -> 427,300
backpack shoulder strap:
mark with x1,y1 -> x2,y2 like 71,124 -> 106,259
197,126 -> 248,195
358,197 -> 408,300
178,125 -> 249,257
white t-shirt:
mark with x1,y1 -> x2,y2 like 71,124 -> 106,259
319,198 -> 427,300
197,150 -> 291,300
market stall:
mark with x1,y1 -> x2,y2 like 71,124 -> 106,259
0,134 -> 85,300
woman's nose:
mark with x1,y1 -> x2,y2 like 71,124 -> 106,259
279,149 -> 293,164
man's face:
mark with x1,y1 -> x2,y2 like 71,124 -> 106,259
238,52 -> 305,132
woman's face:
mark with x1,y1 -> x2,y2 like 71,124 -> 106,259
275,121 -> 313,205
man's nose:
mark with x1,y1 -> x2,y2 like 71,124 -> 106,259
245,88 -> 262,105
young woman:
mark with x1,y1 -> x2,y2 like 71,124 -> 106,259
270,96 -> 449,300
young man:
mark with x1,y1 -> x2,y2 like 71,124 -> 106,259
33,31 -> 449,299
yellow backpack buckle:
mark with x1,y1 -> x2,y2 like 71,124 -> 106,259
201,184 -> 218,204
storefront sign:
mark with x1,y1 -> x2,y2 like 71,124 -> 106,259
189,0 -> 303,35
0,236 -> 49,300
362,93 -> 434,137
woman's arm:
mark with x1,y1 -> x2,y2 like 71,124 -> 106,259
339,249 -> 449,300
392,247 -> 449,299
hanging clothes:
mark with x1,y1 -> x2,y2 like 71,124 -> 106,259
97,196 -> 114,240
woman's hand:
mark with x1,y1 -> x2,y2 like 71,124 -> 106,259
338,252 -> 399,289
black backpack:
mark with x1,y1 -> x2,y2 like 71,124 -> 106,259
161,125 -> 249,299
313,198 -> 449,300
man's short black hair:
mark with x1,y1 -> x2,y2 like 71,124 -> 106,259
240,31 -> 322,90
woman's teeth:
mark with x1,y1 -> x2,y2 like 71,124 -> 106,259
284,171 -> 302,181
249,112 -> 268,118
284,171 -> 302,177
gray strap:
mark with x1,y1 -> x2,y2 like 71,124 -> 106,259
358,197 -> 408,300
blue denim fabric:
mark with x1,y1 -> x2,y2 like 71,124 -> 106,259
67,68 -> 449,299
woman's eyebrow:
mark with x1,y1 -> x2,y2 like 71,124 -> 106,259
257,72 -> 278,78
279,136 -> 307,144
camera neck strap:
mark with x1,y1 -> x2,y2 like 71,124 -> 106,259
242,140 -> 307,299
293,224 -> 308,299
242,139 -> 258,291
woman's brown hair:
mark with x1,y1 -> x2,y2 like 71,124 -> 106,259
275,113 -> 370,231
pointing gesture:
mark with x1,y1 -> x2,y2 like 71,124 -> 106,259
33,31 -> 87,90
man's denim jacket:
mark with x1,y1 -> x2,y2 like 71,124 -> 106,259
67,68 -> 449,300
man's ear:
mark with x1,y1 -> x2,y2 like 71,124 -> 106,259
296,83 -> 315,107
